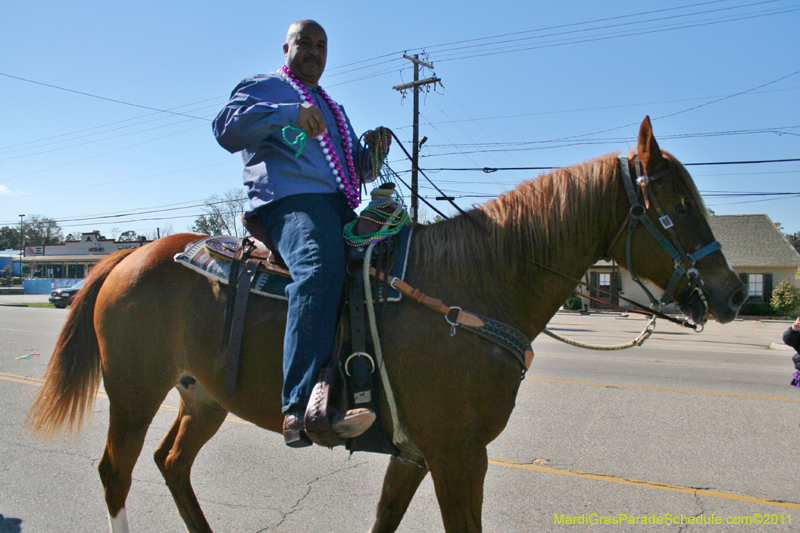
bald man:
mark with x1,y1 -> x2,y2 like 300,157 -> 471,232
213,20 -> 389,447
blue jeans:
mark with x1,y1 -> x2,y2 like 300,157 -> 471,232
256,193 -> 355,412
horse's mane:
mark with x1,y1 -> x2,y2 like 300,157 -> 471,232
411,150 -> 707,298
411,153 -> 622,288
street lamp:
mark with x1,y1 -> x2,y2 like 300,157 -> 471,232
19,214 -> 24,277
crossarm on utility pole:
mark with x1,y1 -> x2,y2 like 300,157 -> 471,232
391,55 -> 442,223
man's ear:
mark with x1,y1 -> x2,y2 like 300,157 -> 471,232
282,43 -> 289,55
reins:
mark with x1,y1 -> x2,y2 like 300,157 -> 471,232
375,136 -> 712,350
521,252 -> 699,331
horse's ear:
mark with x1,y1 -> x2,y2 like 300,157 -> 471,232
637,116 -> 666,176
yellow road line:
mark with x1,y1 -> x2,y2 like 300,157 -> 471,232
0,371 -> 246,424
0,371 -> 42,386
0,328 -> 58,335
4,371 -> 797,510
489,459 -> 800,510
526,377 -> 800,402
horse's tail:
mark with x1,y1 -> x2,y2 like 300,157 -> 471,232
26,248 -> 137,439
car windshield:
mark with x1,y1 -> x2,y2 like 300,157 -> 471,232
72,280 -> 86,290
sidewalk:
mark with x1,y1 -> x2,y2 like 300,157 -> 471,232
0,294 -> 52,305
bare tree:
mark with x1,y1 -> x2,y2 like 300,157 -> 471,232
22,215 -> 64,244
191,189 -> 247,236
143,223 -> 175,241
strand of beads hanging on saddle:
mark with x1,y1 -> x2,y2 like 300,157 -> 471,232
344,127 -> 410,247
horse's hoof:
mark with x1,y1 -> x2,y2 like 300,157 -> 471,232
331,408 -> 376,439
283,409 -> 313,448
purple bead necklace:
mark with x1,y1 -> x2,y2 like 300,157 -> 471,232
281,65 -> 360,208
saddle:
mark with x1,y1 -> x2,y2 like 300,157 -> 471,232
220,185 -> 409,453
175,185 -> 534,459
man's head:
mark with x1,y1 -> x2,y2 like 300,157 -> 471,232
283,20 -> 327,88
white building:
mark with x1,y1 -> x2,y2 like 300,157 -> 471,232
582,214 -> 800,313
20,231 -> 150,279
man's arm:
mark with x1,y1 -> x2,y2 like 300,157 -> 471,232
213,78 -> 326,154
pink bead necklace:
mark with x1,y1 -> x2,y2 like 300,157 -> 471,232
281,65 -> 360,208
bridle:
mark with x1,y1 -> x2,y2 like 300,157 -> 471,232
607,155 -> 722,325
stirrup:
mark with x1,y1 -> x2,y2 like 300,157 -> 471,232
331,408 -> 376,439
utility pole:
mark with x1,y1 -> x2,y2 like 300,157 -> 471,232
18,214 -> 24,277
392,55 -> 440,223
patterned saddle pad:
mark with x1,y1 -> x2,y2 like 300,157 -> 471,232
173,226 -> 414,301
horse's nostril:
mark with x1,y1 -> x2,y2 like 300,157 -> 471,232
730,287 -> 748,309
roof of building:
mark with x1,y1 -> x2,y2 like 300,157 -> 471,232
709,214 -> 800,268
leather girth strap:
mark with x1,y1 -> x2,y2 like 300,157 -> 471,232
369,267 -> 485,328
369,267 -> 533,375
346,257 -> 378,410
224,257 -> 260,397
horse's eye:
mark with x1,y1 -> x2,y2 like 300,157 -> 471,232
675,202 -> 690,214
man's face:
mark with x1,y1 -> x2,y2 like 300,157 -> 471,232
283,23 -> 327,87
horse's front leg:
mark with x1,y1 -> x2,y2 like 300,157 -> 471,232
426,439 -> 488,532
369,456 -> 428,533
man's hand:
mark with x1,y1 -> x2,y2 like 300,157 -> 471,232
364,127 -> 392,152
793,316 -> 800,331
297,103 -> 327,138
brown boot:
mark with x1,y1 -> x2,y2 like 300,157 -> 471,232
330,408 -> 376,439
283,407 -> 312,448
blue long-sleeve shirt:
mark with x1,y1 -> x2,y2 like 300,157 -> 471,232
213,71 -> 371,217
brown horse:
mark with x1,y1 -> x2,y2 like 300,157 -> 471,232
27,117 -> 747,532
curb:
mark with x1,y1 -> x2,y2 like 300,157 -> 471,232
769,343 -> 797,353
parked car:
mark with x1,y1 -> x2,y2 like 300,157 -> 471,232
49,279 -> 86,308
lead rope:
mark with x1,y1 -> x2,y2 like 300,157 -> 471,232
542,315 -> 657,350
361,204 -> 423,458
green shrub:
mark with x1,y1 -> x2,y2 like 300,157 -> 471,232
770,279 -> 800,315
739,301 -> 776,317
563,293 -> 583,311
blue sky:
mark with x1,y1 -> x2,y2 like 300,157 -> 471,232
1,0 -> 798,239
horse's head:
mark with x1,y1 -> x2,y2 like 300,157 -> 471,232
608,117 -> 748,325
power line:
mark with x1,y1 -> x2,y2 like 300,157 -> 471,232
408,69 -> 800,158
2,159 -> 797,228
0,96 -> 226,152
422,126 -> 800,150
0,122 -> 210,183
320,0 -> 736,75
419,0 -> 735,50
394,87 -> 800,130
422,158 -> 800,172
0,72 -> 212,121
425,0 -> 779,57
431,4 -> 800,64
0,159 -> 239,201
0,111 -> 218,162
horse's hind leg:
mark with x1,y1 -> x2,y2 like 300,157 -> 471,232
153,380 -> 227,533
98,391 -> 168,533
369,456 -> 429,533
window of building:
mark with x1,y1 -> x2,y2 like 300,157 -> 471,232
748,274 -> 763,299
598,273 -> 611,290
739,272 -> 772,302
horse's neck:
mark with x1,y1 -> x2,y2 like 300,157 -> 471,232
486,160 -> 626,336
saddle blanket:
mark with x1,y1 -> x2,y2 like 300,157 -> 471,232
173,226 -> 414,302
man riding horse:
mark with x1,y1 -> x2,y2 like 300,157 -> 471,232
212,20 -> 389,447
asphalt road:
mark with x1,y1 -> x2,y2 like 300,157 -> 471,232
1,301 -> 798,532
